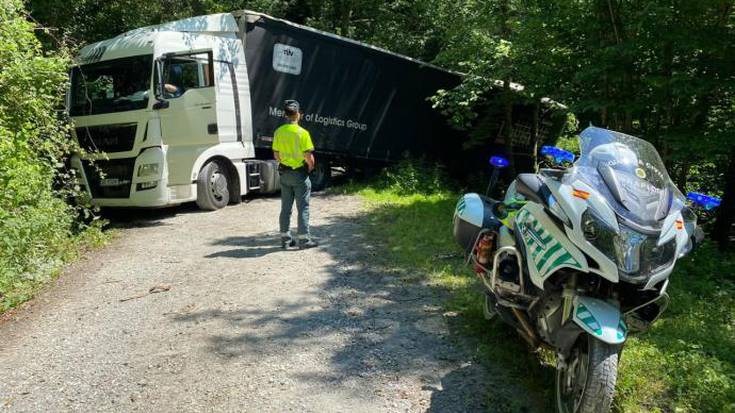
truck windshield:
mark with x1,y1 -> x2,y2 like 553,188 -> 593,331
69,54 -> 153,116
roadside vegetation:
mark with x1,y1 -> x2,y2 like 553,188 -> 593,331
0,0 -> 106,313
337,160 -> 735,412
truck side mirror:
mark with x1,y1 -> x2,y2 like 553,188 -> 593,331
152,58 -> 169,110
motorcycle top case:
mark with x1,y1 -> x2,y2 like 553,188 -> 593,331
453,193 -> 502,252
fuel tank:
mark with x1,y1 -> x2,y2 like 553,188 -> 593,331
453,193 -> 503,253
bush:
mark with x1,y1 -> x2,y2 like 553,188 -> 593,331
0,0 -> 97,311
360,158 -> 451,196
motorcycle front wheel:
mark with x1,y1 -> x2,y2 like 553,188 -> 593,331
556,335 -> 619,413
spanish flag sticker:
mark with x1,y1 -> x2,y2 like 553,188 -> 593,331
573,189 -> 591,200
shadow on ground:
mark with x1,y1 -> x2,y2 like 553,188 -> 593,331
99,193 -> 281,229
169,193 -> 555,411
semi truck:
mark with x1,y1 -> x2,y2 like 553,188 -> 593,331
68,10 -> 463,210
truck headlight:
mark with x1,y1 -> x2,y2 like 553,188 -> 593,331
137,163 -> 160,177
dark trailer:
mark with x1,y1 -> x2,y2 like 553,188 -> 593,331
240,11 -> 463,184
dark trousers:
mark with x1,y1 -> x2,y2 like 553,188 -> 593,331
279,169 -> 311,238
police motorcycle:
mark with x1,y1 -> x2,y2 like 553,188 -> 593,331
453,126 -> 720,412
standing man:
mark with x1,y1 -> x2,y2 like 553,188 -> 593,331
272,100 -> 318,249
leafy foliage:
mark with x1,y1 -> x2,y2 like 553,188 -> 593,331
426,0 -> 735,243
0,0 -> 99,311
377,158 -> 452,196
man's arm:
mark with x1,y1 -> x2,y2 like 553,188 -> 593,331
273,151 -> 281,163
304,151 -> 315,173
301,129 -> 315,172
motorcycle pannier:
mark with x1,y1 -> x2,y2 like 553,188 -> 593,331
453,193 -> 502,253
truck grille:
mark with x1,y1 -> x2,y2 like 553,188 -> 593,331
76,123 -> 137,153
82,158 -> 135,199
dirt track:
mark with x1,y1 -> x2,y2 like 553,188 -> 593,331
0,193 -> 544,412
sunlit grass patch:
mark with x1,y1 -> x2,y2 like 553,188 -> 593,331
616,244 -> 735,412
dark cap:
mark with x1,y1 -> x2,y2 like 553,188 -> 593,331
283,99 -> 300,114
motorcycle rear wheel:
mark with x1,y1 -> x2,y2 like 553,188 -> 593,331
556,336 -> 619,413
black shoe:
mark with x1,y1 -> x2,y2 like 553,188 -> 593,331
281,236 -> 296,249
298,239 -> 318,250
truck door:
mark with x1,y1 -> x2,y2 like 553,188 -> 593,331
157,51 -> 217,185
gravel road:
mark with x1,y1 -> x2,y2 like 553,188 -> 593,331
0,193 -> 543,412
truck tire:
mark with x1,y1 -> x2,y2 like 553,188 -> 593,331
311,159 -> 331,192
196,160 -> 229,210
556,336 -> 619,413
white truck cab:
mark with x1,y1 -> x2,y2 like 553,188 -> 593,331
69,13 -> 264,209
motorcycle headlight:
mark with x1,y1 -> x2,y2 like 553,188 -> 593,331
581,209 -> 677,281
581,208 -> 618,261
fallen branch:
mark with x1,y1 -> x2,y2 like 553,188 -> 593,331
120,284 -> 171,302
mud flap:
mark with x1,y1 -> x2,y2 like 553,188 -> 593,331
572,296 -> 627,344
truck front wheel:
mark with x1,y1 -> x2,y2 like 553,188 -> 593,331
196,161 -> 229,210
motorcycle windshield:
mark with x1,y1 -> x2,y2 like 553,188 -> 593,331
574,127 -> 683,228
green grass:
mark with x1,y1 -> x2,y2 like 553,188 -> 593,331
338,162 -> 735,412
615,245 -> 735,413
0,223 -> 111,313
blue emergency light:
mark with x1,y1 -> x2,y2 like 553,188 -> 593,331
687,192 -> 721,210
489,156 -> 510,168
540,146 -> 575,164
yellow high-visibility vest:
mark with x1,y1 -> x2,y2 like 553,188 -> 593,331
272,123 -> 314,168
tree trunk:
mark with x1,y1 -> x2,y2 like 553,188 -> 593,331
531,99 -> 541,172
675,161 -> 690,193
334,0 -> 353,36
502,79 -> 516,176
713,143 -> 735,252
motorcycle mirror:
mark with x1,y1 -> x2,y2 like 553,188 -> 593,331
686,192 -> 721,210
540,146 -> 575,165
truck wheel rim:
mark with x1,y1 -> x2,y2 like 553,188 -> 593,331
556,342 -> 589,413
210,171 -> 227,201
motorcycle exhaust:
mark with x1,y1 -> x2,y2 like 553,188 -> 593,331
511,307 -> 540,348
